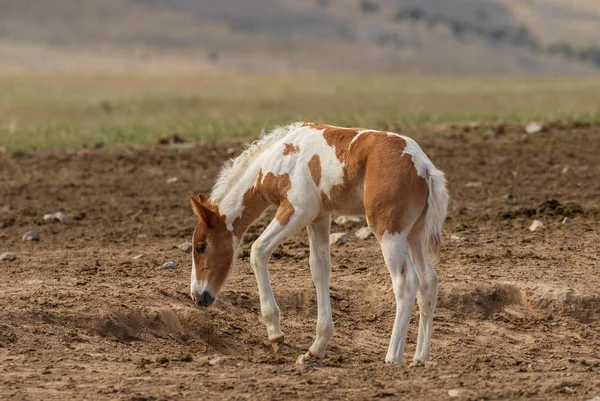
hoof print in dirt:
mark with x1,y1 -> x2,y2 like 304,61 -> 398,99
22,231 -> 40,241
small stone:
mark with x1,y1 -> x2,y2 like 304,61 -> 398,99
451,201 -> 467,215
562,165 -> 569,174
132,254 -> 143,260
329,233 -> 348,246
43,212 -> 68,224
355,227 -> 373,240
525,121 -> 543,134
562,217 -> 572,224
178,242 -> 193,253
1,252 -> 16,261
529,220 -> 545,232
334,216 -> 362,226
450,234 -> 462,240
502,193 -> 516,204
22,231 -> 40,241
209,356 -> 224,366
463,181 -> 482,188
163,261 -> 175,269
166,177 -> 179,184
448,389 -> 461,398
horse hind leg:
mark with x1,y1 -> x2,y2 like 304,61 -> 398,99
296,214 -> 334,364
408,219 -> 439,365
379,231 -> 418,364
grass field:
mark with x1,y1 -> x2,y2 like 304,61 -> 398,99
1,72 -> 600,153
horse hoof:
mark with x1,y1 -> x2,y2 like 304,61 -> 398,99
271,342 -> 281,354
269,333 -> 285,354
410,360 -> 436,368
295,351 -> 312,365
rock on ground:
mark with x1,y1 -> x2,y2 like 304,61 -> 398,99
178,242 -> 193,253
44,212 -> 69,224
163,261 -> 175,269
525,121 -> 544,134
22,231 -> 40,241
209,356 -> 224,366
529,220 -> 545,232
1,252 -> 16,261
355,227 -> 373,239
329,233 -> 348,246
334,216 -> 362,226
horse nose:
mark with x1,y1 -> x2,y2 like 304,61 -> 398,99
195,291 -> 215,307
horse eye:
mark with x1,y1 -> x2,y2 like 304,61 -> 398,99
196,243 -> 208,254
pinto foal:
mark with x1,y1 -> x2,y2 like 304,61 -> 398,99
189,122 -> 448,365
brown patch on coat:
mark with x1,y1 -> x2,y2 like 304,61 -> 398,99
260,172 -> 295,226
283,143 -> 300,155
190,197 -> 234,295
231,170 -> 268,238
303,122 -> 366,212
362,135 -> 429,236
304,123 -> 429,235
231,170 -> 296,237
302,122 -> 361,163
308,154 -> 322,187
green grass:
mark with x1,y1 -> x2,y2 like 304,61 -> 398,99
1,72 -> 600,153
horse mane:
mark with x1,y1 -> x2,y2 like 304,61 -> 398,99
209,121 -> 304,202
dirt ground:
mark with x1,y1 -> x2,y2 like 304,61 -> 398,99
1,122 -> 599,400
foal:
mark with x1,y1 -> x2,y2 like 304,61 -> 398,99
189,122 -> 449,365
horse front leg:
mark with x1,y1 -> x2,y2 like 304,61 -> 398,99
250,207 -> 317,352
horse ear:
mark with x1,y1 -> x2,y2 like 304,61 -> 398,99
190,194 -> 213,225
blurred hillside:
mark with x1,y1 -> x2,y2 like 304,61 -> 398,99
0,0 -> 599,74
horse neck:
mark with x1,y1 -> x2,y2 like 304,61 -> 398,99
214,165 -> 269,239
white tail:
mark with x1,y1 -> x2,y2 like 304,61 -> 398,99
423,165 -> 449,262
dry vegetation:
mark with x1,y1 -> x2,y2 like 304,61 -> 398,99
2,72 -> 600,153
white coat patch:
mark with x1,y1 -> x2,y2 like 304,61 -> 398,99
388,132 -> 432,179
214,124 -> 345,229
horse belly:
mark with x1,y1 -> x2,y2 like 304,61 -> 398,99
321,182 -> 365,216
